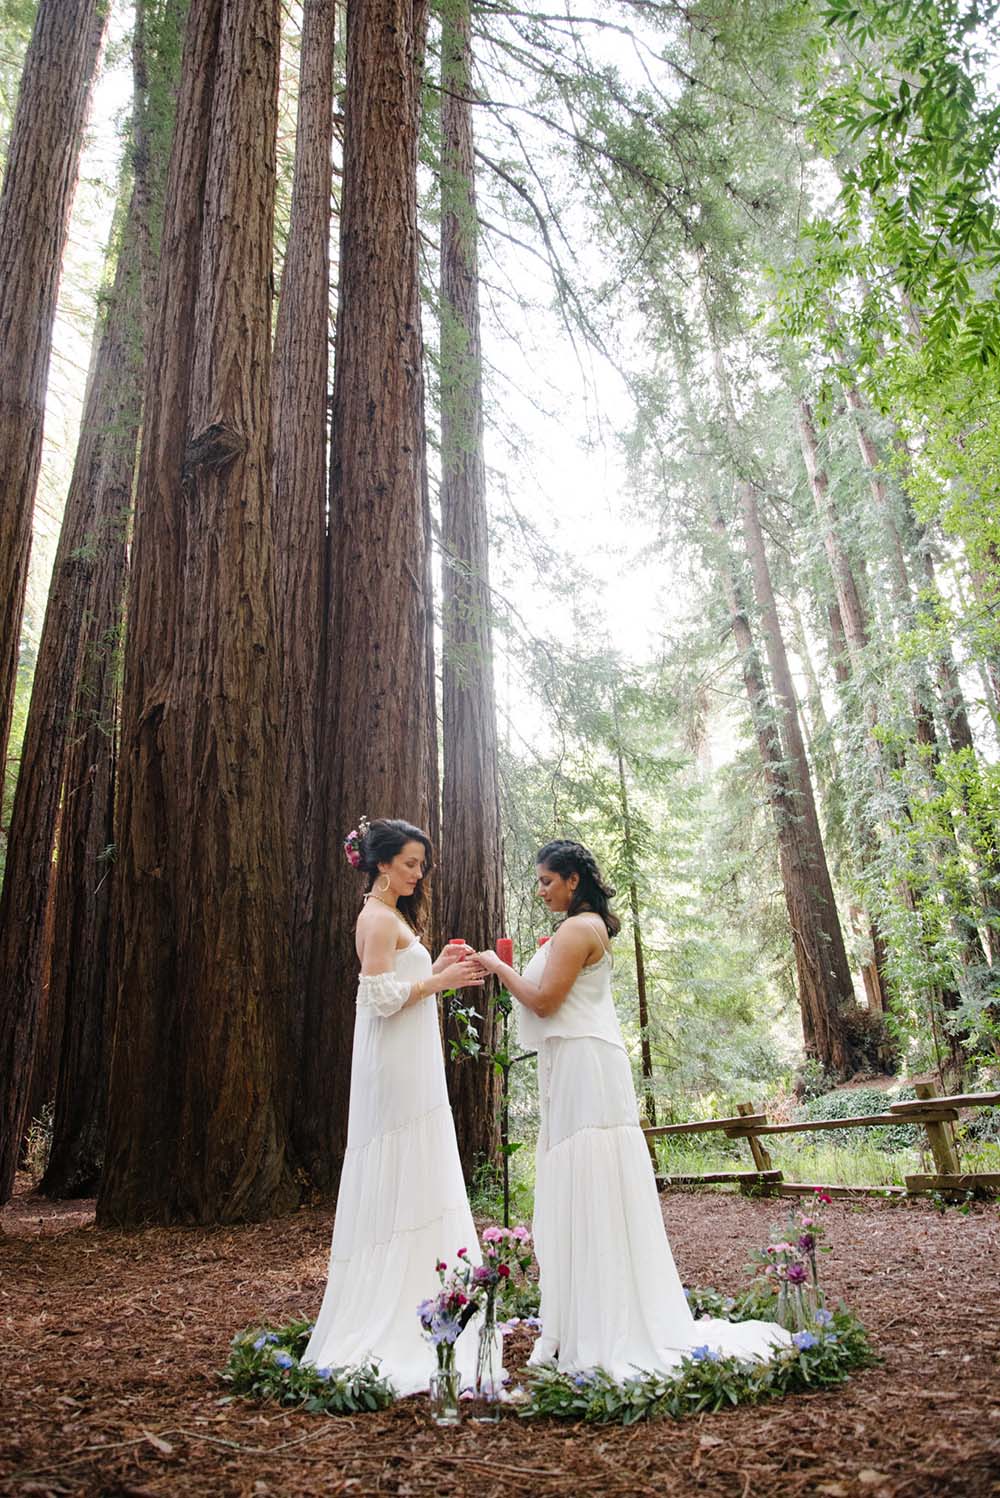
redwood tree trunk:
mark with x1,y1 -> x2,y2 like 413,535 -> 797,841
299,0 -> 436,1193
614,736 -> 655,1124
0,0 -> 107,780
0,184 -> 143,1209
99,0 -> 295,1227
738,482 -> 863,1034
709,501 -> 860,1075
438,0 -> 503,1180
270,0 -> 336,1129
38,186 -> 144,1198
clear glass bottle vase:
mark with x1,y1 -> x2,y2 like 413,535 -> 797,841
429,1343 -> 461,1426
471,1298 -> 503,1423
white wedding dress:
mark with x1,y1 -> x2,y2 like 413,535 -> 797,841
518,940 -> 792,1379
302,931 -> 483,1395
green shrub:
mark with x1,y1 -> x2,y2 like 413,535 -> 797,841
799,1087 -> 920,1153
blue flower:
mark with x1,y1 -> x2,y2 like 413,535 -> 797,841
253,1334 -> 267,1351
315,1367 -> 332,1380
273,1350 -> 294,1369
523,1315 -> 542,1329
792,1330 -> 818,1351
573,1370 -> 595,1387
690,1344 -> 719,1362
813,1308 -> 834,1326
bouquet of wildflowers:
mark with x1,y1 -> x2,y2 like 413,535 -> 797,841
418,1250 -> 479,1366
749,1189 -> 832,1329
472,1224 -> 534,1319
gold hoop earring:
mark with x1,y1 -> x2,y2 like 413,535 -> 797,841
376,874 -> 391,894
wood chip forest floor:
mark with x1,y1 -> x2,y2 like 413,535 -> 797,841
1,1181 -> 998,1497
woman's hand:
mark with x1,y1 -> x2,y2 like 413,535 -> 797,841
438,957 -> 485,990
432,940 -> 475,974
474,949 -> 502,975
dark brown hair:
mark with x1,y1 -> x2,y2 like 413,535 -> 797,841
358,817 -> 433,930
536,839 -> 621,937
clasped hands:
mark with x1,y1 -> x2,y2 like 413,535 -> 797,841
432,941 -> 488,989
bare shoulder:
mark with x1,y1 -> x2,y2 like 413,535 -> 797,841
556,913 -> 606,956
551,915 -> 596,952
356,900 -> 398,956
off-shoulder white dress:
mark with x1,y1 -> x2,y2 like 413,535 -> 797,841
519,941 -> 791,1378
302,931 -> 482,1395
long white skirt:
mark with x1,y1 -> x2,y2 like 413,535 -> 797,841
530,1035 -> 791,1379
302,956 -> 482,1397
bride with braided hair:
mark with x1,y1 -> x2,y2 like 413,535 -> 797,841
477,838 -> 790,1378
302,816 -> 491,1395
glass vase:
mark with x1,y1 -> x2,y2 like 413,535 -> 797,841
776,1282 -> 808,1332
429,1344 -> 460,1426
471,1302 -> 503,1423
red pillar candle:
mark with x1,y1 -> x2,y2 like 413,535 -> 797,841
495,937 -> 514,966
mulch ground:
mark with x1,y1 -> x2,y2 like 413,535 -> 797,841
1,1180 -> 998,1498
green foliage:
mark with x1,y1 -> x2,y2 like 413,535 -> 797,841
800,1086 -> 921,1151
221,1321 -> 396,1414
522,1303 -> 874,1424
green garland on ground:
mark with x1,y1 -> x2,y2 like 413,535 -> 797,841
522,1300 -> 875,1425
220,1318 -> 395,1415
220,1289 -> 874,1425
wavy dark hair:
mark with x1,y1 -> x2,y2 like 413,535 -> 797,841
357,817 -> 434,931
536,839 -> 621,937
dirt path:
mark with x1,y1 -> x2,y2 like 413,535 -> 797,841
1,1183 -> 997,1497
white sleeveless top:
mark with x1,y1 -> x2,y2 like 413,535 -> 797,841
516,938 -> 625,1052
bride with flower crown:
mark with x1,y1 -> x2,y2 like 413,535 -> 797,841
301,816 -> 489,1395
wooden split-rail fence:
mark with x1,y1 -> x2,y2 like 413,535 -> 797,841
642,1083 -> 1000,1200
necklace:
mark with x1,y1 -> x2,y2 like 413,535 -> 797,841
363,891 -> 416,934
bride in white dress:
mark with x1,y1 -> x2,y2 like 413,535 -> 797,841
478,839 -> 790,1380
302,817 -> 488,1396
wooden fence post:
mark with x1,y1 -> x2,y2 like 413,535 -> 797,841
914,1081 -> 961,1177
736,1101 -> 776,1193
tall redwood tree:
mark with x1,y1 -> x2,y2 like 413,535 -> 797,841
0,0 -> 107,784
271,0 -> 337,1128
99,0 -> 295,1226
299,0 -> 437,1192
438,0 -> 504,1179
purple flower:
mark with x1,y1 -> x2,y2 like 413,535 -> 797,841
786,1263 -> 808,1286
690,1345 -> 719,1362
792,1330 -> 818,1351
273,1350 -> 294,1369
798,1234 -> 816,1253
472,1265 -> 492,1285
253,1334 -> 267,1351
315,1367 -> 332,1380
814,1308 -> 834,1327
523,1316 -> 542,1329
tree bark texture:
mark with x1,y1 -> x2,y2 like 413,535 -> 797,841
438,0 -> 503,1179
299,0 -> 436,1193
0,184 -> 144,1207
38,188 -> 145,1198
736,484 -> 864,1075
100,0 -> 295,1227
709,502 -> 860,1075
614,735 -> 655,1124
271,0 -> 336,1132
0,0 -> 108,781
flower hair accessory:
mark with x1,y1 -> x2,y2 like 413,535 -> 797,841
343,814 -> 370,870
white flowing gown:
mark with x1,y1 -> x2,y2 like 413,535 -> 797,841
302,932 -> 482,1395
518,941 -> 792,1379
